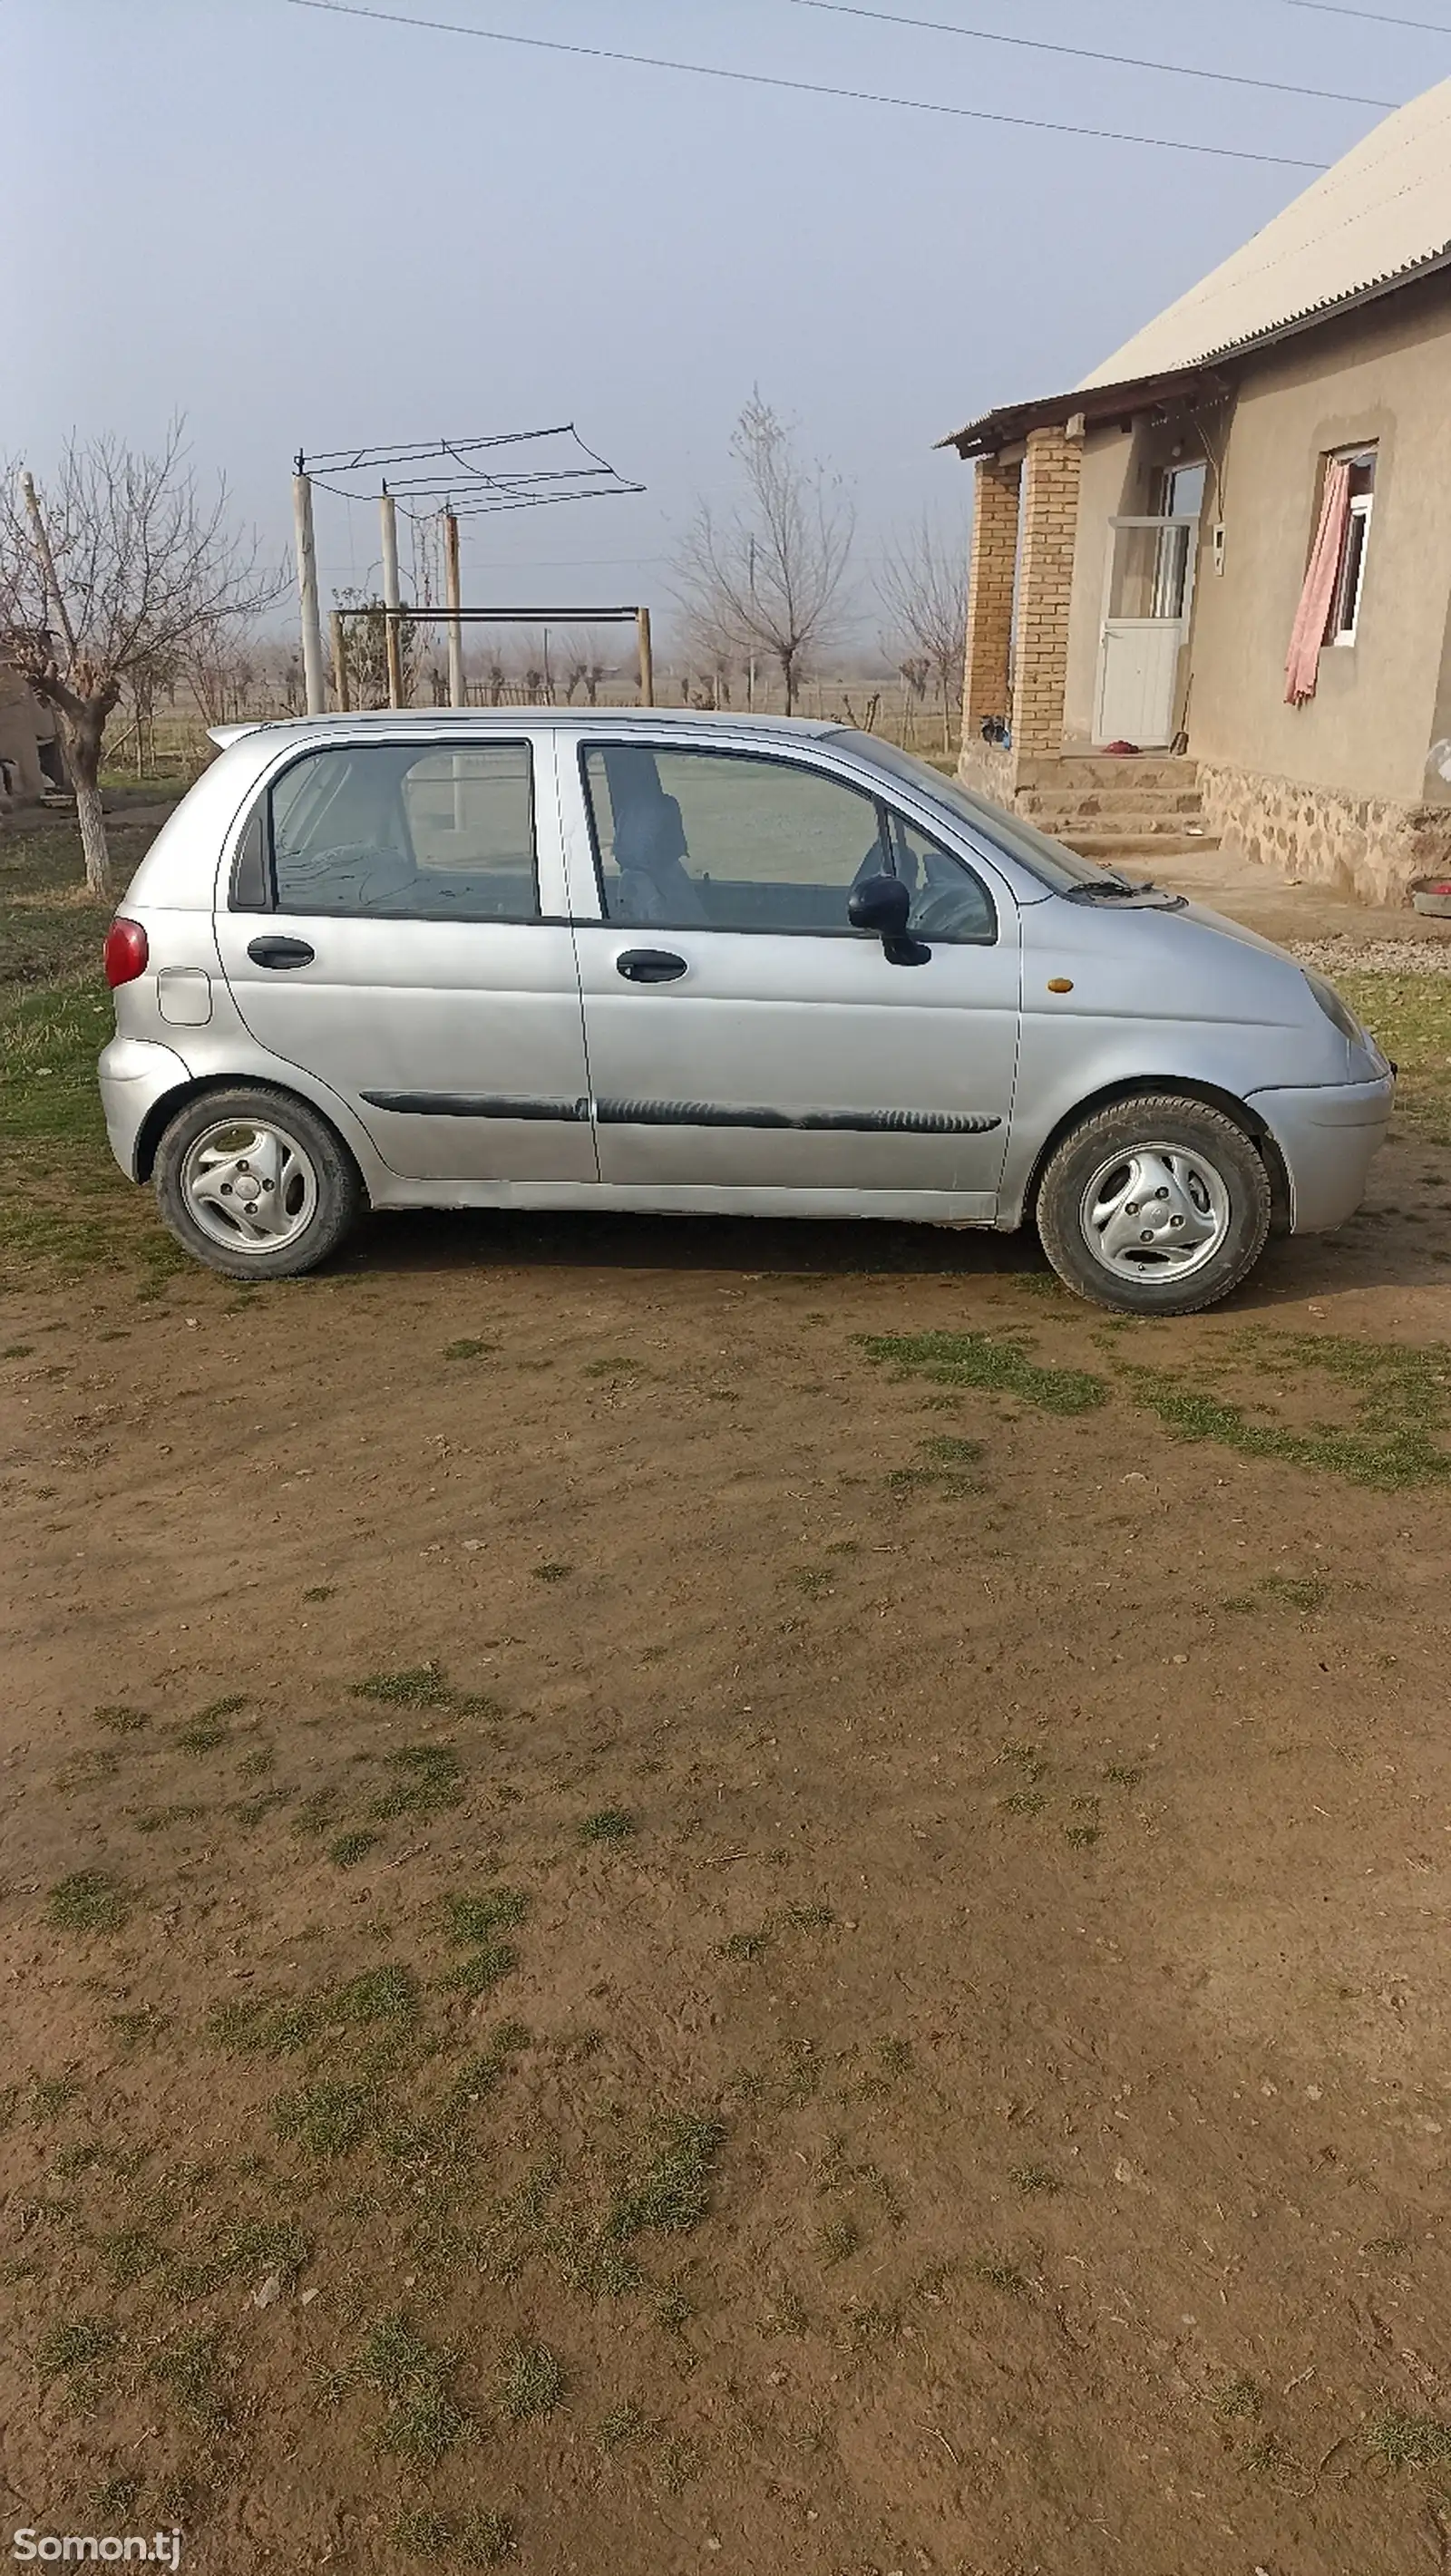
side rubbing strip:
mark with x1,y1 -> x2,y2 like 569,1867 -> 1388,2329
361,1092 -> 590,1122
594,1099 -> 1001,1135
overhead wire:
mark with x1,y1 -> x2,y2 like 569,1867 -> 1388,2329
281,0 -> 1336,168
785,0 -> 1400,107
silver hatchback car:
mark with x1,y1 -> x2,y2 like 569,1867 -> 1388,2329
99,710 -> 1393,1315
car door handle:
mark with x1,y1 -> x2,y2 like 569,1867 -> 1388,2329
247,936 -> 316,969
615,948 -> 687,984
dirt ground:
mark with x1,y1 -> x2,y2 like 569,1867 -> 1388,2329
5,804 -> 1451,2575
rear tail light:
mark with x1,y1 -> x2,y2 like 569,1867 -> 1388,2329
103,918 -> 149,988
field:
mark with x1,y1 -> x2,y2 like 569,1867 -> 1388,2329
5,804 -> 1451,2574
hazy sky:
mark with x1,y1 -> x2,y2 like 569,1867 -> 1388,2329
15,1 -> 1449,641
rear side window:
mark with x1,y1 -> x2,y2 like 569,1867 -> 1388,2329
233,742 -> 539,920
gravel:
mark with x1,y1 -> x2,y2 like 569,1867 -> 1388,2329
1287,938 -> 1451,977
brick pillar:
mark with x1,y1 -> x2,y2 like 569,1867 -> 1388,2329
961,457 -> 1019,736
1009,425 -> 1081,760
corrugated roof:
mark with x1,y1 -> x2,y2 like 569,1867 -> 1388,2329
1078,78 -> 1451,388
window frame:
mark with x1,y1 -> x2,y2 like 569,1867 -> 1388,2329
1328,447 -> 1377,650
228,735 -> 541,922
577,739 -> 998,947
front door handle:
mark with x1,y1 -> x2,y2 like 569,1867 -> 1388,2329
616,948 -> 687,984
247,935 -> 316,970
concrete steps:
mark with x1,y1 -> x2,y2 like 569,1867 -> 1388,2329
1009,753 -> 1217,863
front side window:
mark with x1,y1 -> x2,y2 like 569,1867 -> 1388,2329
580,743 -> 994,941
238,741 -> 539,919
1329,449 -> 1376,646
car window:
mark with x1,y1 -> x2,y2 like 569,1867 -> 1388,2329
581,744 -> 887,934
260,742 -> 539,919
826,730 -> 1121,893
882,812 -> 997,944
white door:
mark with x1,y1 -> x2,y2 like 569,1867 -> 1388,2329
564,739 -> 1020,1220
1094,621 -> 1183,746
1094,513 -> 1198,747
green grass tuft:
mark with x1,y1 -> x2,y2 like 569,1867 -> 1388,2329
369,1742 -> 464,1821
273,2078 -> 380,2158
444,1888 -> 530,1944
327,1829 -> 380,1868
93,1705 -> 150,1733
606,2114 -> 724,2245
45,1871 -> 128,1934
496,2339 -> 565,2423
861,1329 -> 1105,1415
1368,2409 -> 1451,2468
357,2311 -> 469,2467
579,1807 -> 635,1843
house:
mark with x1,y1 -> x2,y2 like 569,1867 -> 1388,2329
945,79 -> 1451,905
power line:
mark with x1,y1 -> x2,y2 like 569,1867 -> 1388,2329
282,0 -> 1332,168
786,0 -> 1397,107
1284,0 -> 1451,27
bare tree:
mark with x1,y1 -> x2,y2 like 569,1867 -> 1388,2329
0,423 -> 281,894
673,394 -> 853,716
877,514 -> 969,753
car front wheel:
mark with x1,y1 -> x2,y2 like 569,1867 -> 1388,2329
153,1086 -> 363,1279
1035,1093 -> 1271,1316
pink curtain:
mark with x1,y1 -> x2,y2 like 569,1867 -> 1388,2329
1284,458 -> 1350,705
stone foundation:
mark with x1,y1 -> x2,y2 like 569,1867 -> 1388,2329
956,738 -> 1018,808
1197,761 -> 1451,907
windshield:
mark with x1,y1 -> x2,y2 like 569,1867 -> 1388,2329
826,732 -> 1125,893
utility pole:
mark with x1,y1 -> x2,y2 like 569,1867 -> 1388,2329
636,606 -> 654,707
292,460 -> 326,715
379,485 -> 404,709
443,508 -> 464,708
329,610 -> 351,714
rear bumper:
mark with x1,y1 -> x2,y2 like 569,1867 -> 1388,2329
98,1035 -> 191,1180
1245,1070 -> 1395,1233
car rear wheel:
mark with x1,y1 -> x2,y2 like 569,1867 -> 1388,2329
154,1087 -> 363,1279
1035,1093 -> 1271,1316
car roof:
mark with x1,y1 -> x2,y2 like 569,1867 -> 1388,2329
208,707 -> 841,750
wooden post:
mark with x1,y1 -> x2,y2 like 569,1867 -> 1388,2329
380,488 -> 404,709
329,611 -> 351,713
636,606 -> 654,707
292,469 -> 326,715
443,510 -> 464,708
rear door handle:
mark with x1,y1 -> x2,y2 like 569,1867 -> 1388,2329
247,936 -> 316,969
615,948 -> 687,984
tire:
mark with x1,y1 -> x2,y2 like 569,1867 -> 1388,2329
1035,1092 -> 1271,1317
153,1085 -> 364,1281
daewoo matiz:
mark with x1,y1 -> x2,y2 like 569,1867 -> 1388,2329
98,711 -> 1393,1314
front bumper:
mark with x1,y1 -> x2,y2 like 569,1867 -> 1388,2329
1245,1069 -> 1396,1233
98,1035 -> 192,1180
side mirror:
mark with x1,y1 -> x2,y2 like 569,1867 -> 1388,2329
847,872 -> 929,967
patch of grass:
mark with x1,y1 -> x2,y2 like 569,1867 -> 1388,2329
1009,2163 -> 1060,2197
147,2327 -> 231,2431
969,2253 -> 1027,2297
211,1965 -> 418,2058
1212,2374 -> 1262,2423
1368,2410 -> 1451,2468
235,1746 -> 274,1780
30,2074 -> 82,2120
302,1584 -> 335,1603
861,1329 -> 1105,1416
353,1660 -> 496,1716
598,2400 -> 651,2452
175,1715 -> 231,1754
273,2078 -> 381,2158
531,1560 -> 572,1583
395,2509 -> 515,2564
451,2020 -> 531,2105
606,2114 -> 724,2246
369,1742 -> 464,1821
443,1337 -> 497,1361
1125,1333 -> 1451,1491
4,1342 -> 34,1357
720,1929 -> 771,1962
327,1828 -> 380,1868
819,2213 -> 863,2265
93,1704 -> 150,1734
109,2006 -> 170,2052
45,1871 -> 128,1934
37,2315 -> 121,2384
719,1904 -> 833,1962
444,1888 -> 530,1944
579,1807 -> 636,1843
1105,1763 -> 1143,1787
134,1802 -> 207,1834
497,2339 -> 565,2423
446,1944 -> 521,1999
999,1791 -> 1046,1818
1339,971 -> 1451,1141
1064,1823 -> 1101,1848
582,1355 -> 638,1375
358,2311 -> 469,2467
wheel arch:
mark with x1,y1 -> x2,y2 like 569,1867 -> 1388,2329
1018,1077 -> 1291,1236
134,1074 -> 370,1201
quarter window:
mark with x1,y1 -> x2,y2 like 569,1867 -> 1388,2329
239,741 -> 539,919
580,743 -> 993,941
